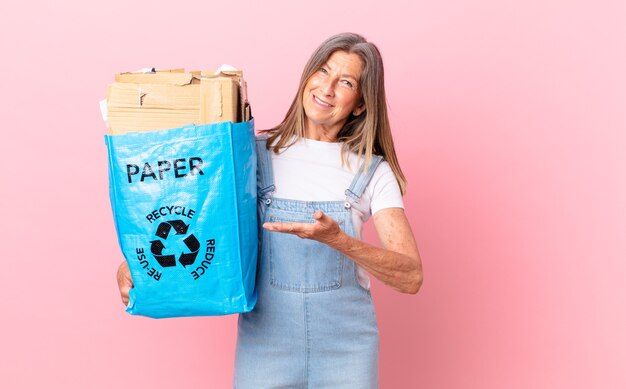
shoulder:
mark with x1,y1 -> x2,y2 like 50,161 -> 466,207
367,159 -> 404,214
255,133 -> 270,143
369,160 -> 397,189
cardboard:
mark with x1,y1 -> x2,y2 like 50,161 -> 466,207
106,68 -> 250,135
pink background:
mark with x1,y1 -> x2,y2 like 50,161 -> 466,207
1,0 -> 624,388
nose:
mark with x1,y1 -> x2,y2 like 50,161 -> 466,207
319,77 -> 335,97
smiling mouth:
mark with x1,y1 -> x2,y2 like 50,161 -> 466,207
313,95 -> 333,107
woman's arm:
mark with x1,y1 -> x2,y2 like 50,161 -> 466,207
262,208 -> 423,294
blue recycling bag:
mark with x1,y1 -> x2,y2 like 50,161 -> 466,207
105,120 -> 257,318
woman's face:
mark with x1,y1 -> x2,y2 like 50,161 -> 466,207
302,50 -> 365,137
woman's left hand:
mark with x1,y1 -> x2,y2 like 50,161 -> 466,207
263,207 -> 423,294
262,210 -> 343,245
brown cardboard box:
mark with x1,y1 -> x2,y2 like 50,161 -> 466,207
106,68 -> 250,135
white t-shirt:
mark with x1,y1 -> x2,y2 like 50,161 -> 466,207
270,137 -> 404,289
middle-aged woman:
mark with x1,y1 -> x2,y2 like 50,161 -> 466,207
233,33 -> 422,388
117,32 -> 423,388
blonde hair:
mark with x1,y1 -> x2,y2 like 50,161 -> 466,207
265,32 -> 407,195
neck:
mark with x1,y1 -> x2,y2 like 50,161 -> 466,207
304,121 -> 344,142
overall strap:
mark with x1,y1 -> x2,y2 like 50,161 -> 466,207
345,155 -> 384,205
256,135 -> 275,200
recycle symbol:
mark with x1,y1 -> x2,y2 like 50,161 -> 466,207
150,220 -> 200,268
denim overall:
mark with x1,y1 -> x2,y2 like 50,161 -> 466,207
233,137 -> 383,389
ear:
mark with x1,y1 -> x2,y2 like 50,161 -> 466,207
353,103 -> 366,117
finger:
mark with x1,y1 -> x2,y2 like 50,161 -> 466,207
120,285 -> 130,305
313,210 -> 333,226
263,221 -> 309,234
262,222 -> 285,232
281,222 -> 299,233
262,222 -> 287,231
118,271 -> 134,289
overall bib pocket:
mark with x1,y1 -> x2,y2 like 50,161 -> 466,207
268,211 -> 345,292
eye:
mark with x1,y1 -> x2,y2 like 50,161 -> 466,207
341,80 -> 354,88
318,67 -> 328,74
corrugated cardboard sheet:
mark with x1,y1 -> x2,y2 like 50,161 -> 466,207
106,69 -> 250,134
